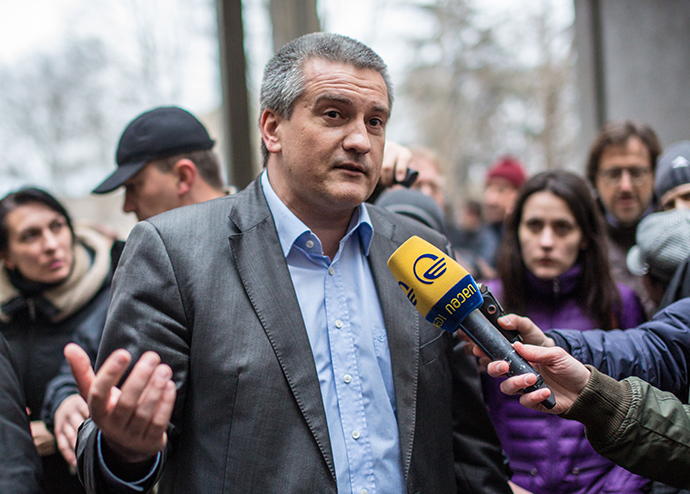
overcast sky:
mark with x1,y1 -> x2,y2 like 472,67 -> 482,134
0,0 -> 573,198
0,0 -> 572,115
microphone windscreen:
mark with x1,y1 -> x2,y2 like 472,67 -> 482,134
387,235 -> 483,332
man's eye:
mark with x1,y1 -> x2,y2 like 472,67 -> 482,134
369,117 -> 382,127
325,110 -> 340,118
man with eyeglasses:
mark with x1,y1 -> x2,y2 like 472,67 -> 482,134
586,120 -> 662,316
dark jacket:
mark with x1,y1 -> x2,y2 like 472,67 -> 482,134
76,178 -> 512,494
604,212 -> 656,317
0,227 -> 119,494
563,366 -> 690,489
549,297 -> 690,402
0,332 -> 43,494
659,254 -> 690,311
483,266 -> 648,493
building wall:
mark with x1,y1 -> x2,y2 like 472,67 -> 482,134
574,0 -> 690,158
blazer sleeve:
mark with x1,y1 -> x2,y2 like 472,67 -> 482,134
549,297 -> 690,401
77,220 -> 190,493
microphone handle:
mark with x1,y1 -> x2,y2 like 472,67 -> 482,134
460,310 -> 556,409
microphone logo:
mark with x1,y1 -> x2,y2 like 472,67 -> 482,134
413,253 -> 447,285
398,282 -> 417,306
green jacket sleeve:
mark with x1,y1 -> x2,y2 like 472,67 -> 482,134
563,366 -> 690,489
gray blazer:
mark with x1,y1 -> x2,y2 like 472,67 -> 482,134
77,178 -> 510,493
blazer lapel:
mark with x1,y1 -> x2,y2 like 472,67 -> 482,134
367,207 -> 420,481
227,179 -> 336,480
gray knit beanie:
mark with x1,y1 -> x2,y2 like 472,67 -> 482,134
655,141 -> 690,202
627,209 -> 690,282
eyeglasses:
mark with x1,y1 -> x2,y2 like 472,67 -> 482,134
597,166 -> 652,186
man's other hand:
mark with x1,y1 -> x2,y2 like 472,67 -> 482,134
64,343 -> 176,464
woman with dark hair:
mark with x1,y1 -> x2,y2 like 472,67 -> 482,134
482,170 -> 648,493
0,187 -> 122,494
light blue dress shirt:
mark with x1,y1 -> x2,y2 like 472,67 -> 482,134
262,171 -> 405,494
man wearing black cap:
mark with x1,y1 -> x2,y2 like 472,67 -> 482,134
45,106 -> 228,475
92,106 -> 227,221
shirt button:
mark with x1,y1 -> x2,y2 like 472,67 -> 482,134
343,374 -> 352,383
328,267 -> 334,275
306,240 -> 314,248
352,430 -> 360,439
335,320 -> 343,329
361,490 -> 368,494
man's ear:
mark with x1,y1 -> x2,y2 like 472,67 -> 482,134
172,159 -> 197,196
260,109 -> 283,155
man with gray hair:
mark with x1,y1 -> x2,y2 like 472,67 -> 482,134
68,33 -> 511,493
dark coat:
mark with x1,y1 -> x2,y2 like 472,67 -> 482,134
659,254 -> 690,311
0,332 -> 43,494
0,231 -> 120,494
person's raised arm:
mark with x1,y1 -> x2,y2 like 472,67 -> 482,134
380,141 -> 413,186
368,141 -> 416,202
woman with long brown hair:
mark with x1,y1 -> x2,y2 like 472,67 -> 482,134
482,170 -> 648,493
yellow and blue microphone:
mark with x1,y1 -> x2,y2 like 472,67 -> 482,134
388,235 -> 556,409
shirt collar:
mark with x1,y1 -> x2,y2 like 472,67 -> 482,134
260,170 -> 374,258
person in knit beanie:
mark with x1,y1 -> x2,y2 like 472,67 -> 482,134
655,141 -> 690,211
483,155 -> 527,226
481,155 -> 527,270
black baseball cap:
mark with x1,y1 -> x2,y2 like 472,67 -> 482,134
92,106 -> 215,194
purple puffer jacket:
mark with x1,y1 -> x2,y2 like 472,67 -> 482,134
483,265 -> 649,494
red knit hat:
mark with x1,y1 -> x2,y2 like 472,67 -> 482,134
486,155 -> 527,189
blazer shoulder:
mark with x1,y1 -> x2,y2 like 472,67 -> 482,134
149,195 -> 238,228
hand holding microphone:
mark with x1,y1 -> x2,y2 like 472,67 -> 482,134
387,235 -> 556,409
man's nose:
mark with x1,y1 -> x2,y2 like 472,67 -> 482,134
343,120 -> 372,155
123,192 -> 136,214
618,170 -> 634,191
